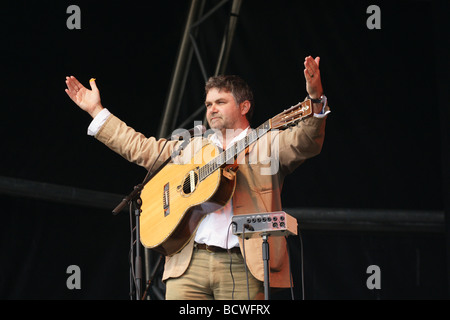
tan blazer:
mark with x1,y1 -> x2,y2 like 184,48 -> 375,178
95,112 -> 328,288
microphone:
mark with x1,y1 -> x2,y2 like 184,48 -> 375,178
171,124 -> 206,140
187,124 -> 206,137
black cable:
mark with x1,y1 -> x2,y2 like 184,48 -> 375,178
226,222 -> 236,300
141,139 -> 170,185
141,254 -> 164,300
129,138 -> 170,300
241,227 -> 251,300
298,228 -> 305,300
285,236 -> 295,300
129,201 -> 136,299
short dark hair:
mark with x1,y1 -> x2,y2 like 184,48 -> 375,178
205,75 -> 254,123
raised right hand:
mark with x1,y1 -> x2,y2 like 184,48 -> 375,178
65,76 -> 104,118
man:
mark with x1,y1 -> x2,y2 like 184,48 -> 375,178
65,56 -> 330,299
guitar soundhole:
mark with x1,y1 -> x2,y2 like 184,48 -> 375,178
182,171 -> 199,195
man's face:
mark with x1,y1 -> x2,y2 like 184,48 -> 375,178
205,88 -> 242,131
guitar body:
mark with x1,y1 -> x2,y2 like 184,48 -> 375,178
140,143 -> 237,256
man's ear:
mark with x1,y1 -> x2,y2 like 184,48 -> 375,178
240,100 -> 251,116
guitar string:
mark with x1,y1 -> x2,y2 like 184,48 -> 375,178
161,105 -> 310,196
164,128 -> 267,194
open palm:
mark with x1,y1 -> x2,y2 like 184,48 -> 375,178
65,76 -> 103,118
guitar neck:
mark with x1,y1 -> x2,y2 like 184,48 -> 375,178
198,120 -> 271,182
198,99 -> 313,182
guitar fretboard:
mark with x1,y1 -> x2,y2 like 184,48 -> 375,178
196,99 -> 313,181
198,120 -> 271,182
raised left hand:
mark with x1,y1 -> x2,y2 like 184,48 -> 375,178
303,56 -> 323,99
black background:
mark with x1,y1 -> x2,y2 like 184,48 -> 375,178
1,0 -> 449,299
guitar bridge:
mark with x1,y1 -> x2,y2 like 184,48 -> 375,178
163,182 -> 170,217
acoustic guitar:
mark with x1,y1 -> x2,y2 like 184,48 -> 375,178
139,99 -> 313,256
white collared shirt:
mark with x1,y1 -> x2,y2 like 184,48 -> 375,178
194,127 -> 250,249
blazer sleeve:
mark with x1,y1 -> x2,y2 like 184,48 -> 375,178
277,112 -> 329,175
94,114 -> 181,171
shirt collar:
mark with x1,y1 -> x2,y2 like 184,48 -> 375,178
209,126 -> 250,149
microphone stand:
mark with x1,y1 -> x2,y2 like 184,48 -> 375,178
112,184 -> 144,300
133,194 -> 143,300
261,233 -> 270,300
111,132 -> 194,300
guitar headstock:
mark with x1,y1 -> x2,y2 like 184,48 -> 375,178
270,99 -> 313,130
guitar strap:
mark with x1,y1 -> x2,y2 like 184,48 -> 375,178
223,145 -> 251,180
